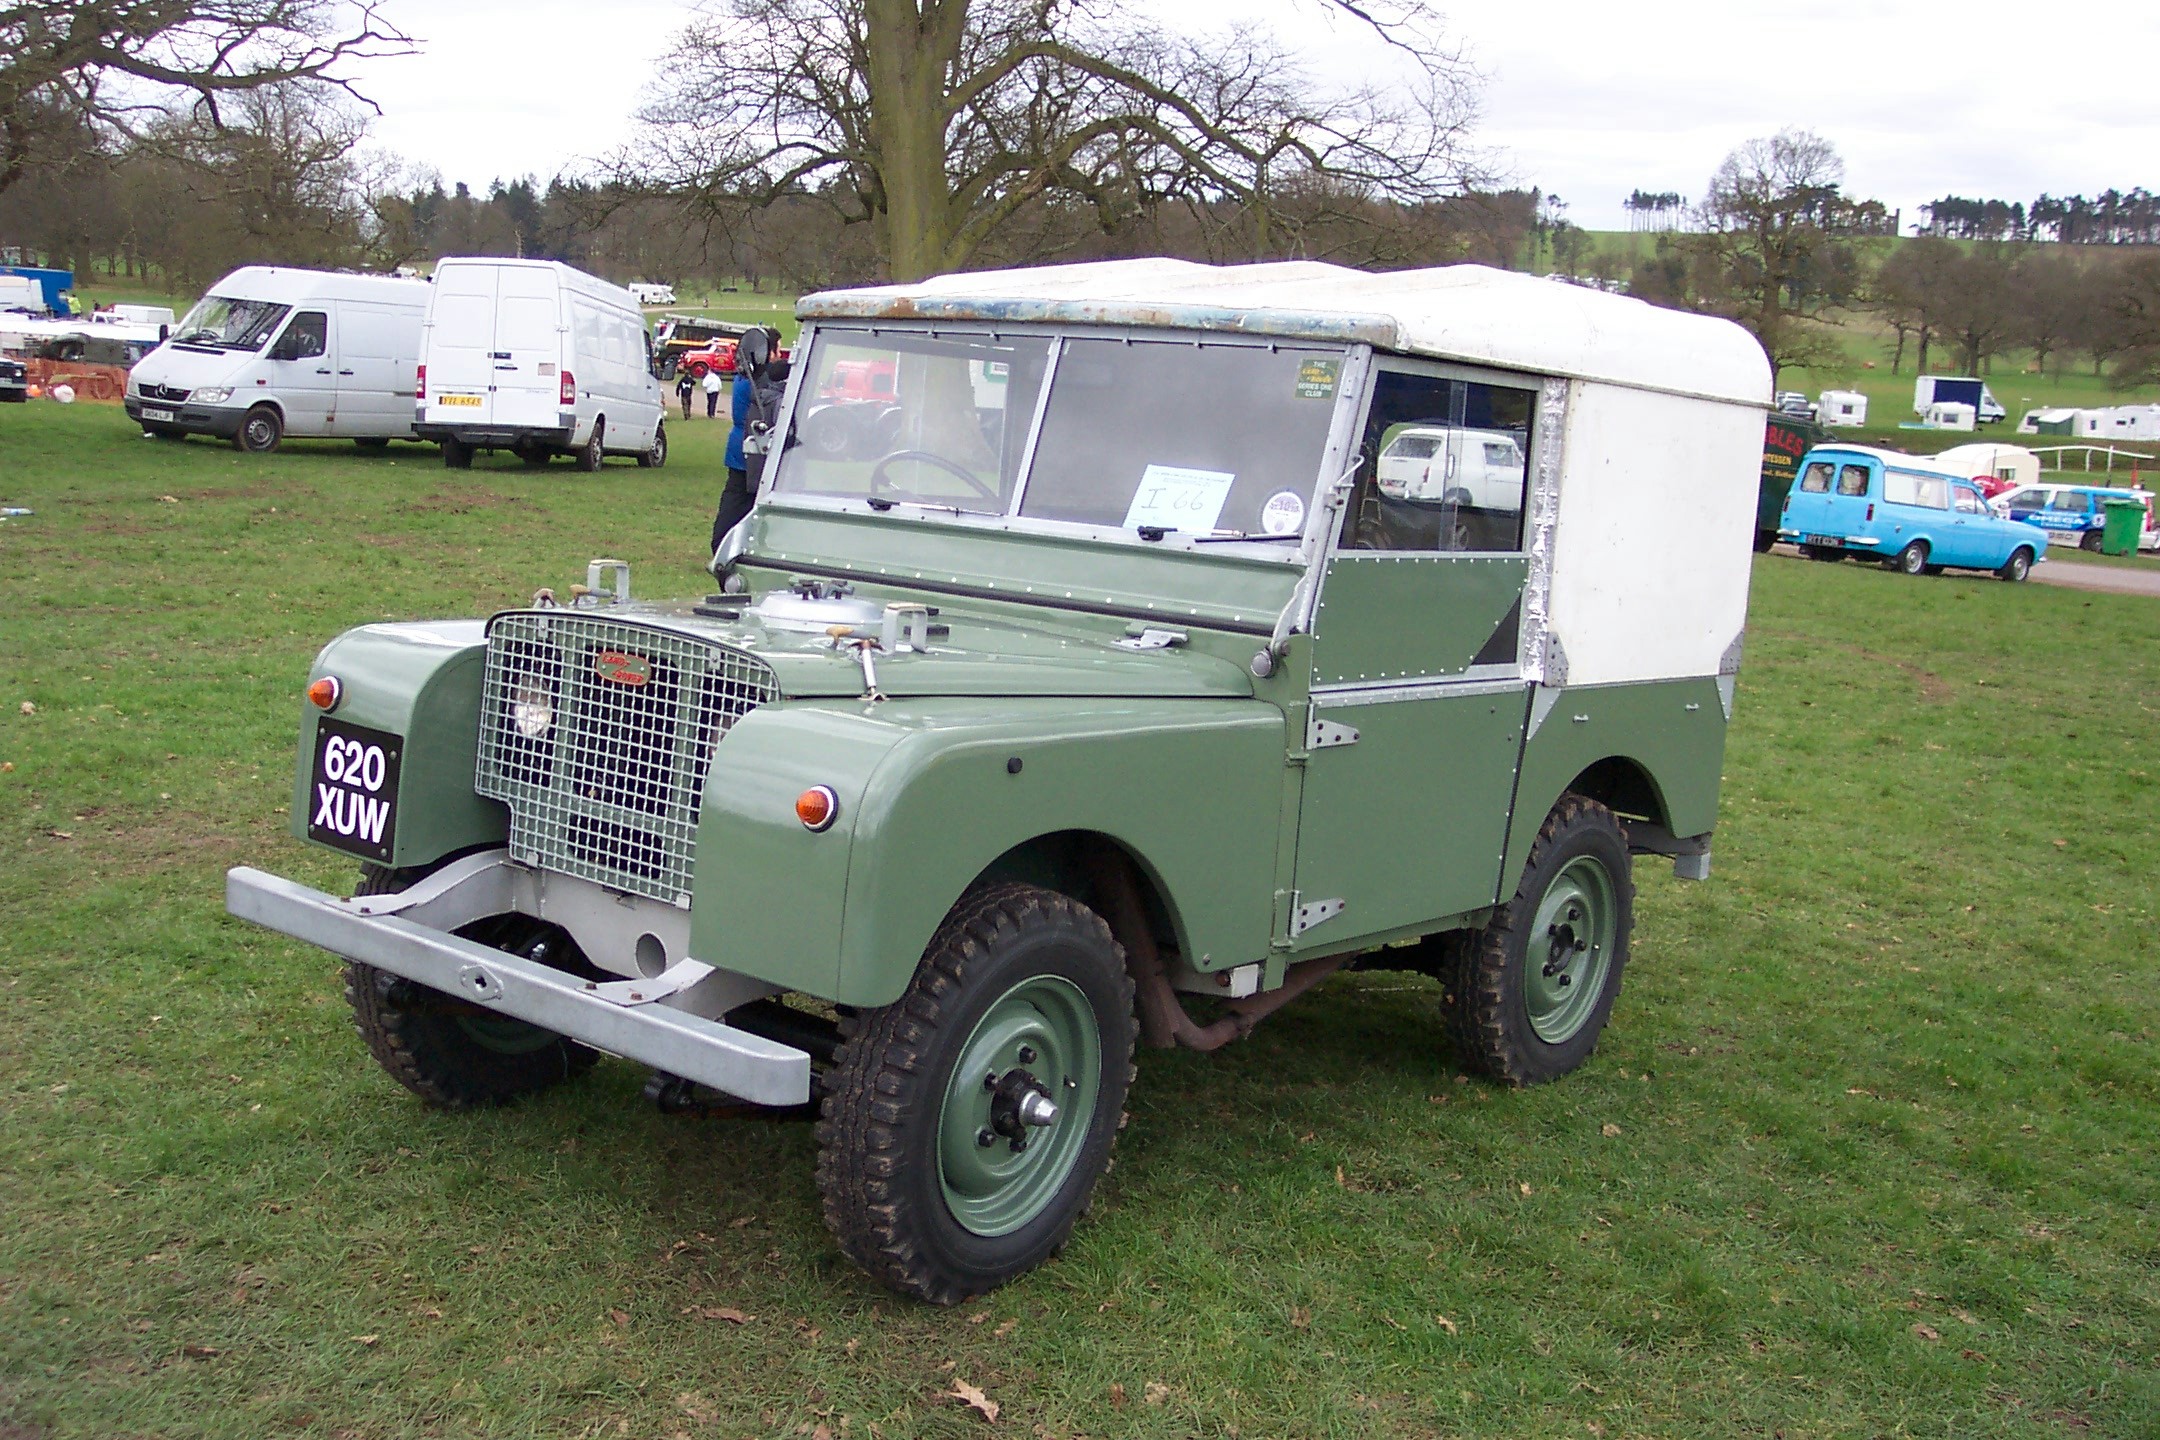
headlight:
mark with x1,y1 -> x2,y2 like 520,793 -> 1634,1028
194,386 -> 233,404
512,681 -> 554,738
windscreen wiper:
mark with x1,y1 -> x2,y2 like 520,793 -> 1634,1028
862,495 -> 1001,519
1191,529 -> 1300,543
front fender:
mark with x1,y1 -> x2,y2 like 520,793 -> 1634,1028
689,697 -> 1287,1007
290,620 -> 507,870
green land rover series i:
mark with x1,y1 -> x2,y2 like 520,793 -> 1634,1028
227,259 -> 1772,1303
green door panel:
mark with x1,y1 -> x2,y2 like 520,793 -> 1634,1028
288,621 -> 509,870
1500,677 -> 1729,891
1309,553 -> 1529,684
692,698 -> 1288,1008
1292,686 -> 1529,946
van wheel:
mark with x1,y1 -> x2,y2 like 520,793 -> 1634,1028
575,419 -> 605,472
637,420 -> 667,469
816,883 -> 1136,1305
1890,540 -> 1929,575
2080,531 -> 2102,552
355,438 -> 391,452
1447,795 -> 1632,1086
234,405 -> 283,454
512,441 -> 551,466
441,437 -> 473,470
1997,547 -> 2034,582
344,865 -> 599,1109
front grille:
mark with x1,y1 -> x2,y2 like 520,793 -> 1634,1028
138,382 -> 191,402
476,612 -> 778,906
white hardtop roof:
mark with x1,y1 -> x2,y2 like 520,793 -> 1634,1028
206,266 -> 430,305
801,258 -> 1772,406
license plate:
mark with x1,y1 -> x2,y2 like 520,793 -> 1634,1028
439,394 -> 483,408
307,717 -> 402,863
142,407 -> 175,422
1804,534 -> 1841,548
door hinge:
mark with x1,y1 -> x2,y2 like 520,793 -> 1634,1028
1289,895 -> 1345,937
1305,714 -> 1359,749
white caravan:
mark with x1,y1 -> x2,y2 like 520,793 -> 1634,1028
1817,389 -> 1867,426
417,258 -> 666,470
627,282 -> 677,306
124,268 -> 430,452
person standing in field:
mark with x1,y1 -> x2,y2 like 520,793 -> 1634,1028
702,366 -> 723,419
710,329 -> 782,553
676,368 -> 695,419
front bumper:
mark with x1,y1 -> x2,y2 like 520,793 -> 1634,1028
225,863 -> 811,1105
125,397 -> 245,438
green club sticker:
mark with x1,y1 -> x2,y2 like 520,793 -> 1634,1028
1294,358 -> 1341,399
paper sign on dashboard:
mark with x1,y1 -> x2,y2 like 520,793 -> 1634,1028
1123,465 -> 1235,533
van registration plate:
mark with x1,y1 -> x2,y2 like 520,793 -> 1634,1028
142,407 -> 175,422
1804,534 -> 1842,549
440,394 -> 483,408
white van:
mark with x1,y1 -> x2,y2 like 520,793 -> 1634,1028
1374,423 -> 1527,508
627,282 -> 676,306
124,268 -> 430,452
417,258 -> 666,470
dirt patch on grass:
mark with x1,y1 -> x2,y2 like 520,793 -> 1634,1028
1761,628 -> 1954,702
405,485 -> 509,514
30,807 -> 284,878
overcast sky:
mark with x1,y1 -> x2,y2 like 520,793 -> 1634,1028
360,0 -> 2158,234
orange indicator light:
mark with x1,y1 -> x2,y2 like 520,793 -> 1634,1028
795,785 -> 838,832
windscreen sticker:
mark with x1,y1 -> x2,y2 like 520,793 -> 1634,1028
1294,358 -> 1341,399
1260,489 -> 1307,535
1124,464 -> 1236,532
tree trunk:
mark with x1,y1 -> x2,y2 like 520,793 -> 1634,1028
1890,322 -> 1907,374
863,0 -> 964,282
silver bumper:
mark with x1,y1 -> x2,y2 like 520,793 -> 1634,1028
224,865 -> 811,1106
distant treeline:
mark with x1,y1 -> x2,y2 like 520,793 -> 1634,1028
1920,191 -> 2160,245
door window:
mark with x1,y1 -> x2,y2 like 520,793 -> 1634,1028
1835,463 -> 1870,496
1798,461 -> 1833,493
2047,490 -> 2091,513
1344,369 -> 1534,552
275,311 -> 327,361
1884,470 -> 1950,509
1952,487 -> 1987,514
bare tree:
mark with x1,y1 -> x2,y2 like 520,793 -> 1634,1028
1686,129 -> 1869,383
1,1 -> 413,197
629,0 -> 1484,282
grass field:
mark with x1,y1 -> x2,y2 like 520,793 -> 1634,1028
2,402 -> 2156,1439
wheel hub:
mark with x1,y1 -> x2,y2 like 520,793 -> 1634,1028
982,1068 -> 1060,1152
1524,859 -> 1617,1045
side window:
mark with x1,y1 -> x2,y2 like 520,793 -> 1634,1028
1836,463 -> 1871,496
1798,461 -> 1833,493
2048,490 -> 2089,513
1953,487 -> 1986,514
1888,473 -> 1949,509
2008,488 -> 2044,512
276,311 -> 327,361
1345,369 -> 1534,552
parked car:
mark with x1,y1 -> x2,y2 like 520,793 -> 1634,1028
415,257 -> 666,471
123,267 -> 430,452
0,354 -> 25,401
1779,443 -> 2048,579
1990,481 -> 2158,552
1375,424 -> 1527,510
226,258 -> 1771,1304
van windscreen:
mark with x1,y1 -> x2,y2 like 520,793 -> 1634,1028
173,296 -> 292,352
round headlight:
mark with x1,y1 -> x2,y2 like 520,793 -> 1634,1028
512,682 -> 554,738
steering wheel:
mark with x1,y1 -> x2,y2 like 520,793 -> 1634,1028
867,449 -> 1002,505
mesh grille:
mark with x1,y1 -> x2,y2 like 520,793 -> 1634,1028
476,612 -> 778,905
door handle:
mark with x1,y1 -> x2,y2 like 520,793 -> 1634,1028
315,367 -> 332,374
338,369 -> 355,376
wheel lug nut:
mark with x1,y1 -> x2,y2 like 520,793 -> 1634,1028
976,1128 -> 996,1147
1017,1045 -> 1037,1064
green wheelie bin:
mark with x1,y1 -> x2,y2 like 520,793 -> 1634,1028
2100,497 -> 2146,556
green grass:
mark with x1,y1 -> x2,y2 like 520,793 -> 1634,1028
2,402 -> 2156,1438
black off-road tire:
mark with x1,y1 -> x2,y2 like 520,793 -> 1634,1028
234,404 -> 283,454
343,864 -> 598,1109
575,418 -> 605,472
1447,795 -> 1634,1086
815,883 -> 1137,1305
1997,546 -> 2034,582
441,437 -> 474,470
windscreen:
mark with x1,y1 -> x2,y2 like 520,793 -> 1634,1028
1018,340 -> 1341,537
173,295 -> 291,351
772,330 -> 1053,512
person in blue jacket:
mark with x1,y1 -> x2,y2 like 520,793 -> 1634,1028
709,328 -> 781,553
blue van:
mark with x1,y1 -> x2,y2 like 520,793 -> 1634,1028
1779,445 -> 2049,581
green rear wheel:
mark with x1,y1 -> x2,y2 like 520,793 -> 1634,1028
1448,794 -> 1634,1085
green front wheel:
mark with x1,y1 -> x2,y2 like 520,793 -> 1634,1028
816,884 -> 1136,1304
